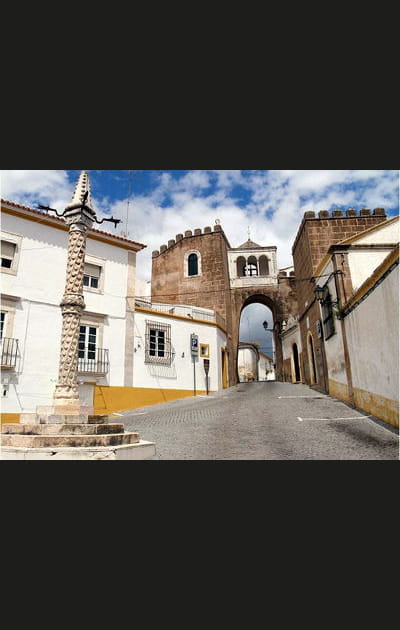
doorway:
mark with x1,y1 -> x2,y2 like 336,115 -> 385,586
221,349 -> 228,389
307,333 -> 317,384
292,343 -> 301,382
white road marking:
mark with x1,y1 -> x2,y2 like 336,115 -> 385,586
278,395 -> 325,399
112,411 -> 147,416
297,417 -> 303,422
299,415 -> 372,421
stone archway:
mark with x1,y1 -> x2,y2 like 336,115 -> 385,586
228,278 -> 298,386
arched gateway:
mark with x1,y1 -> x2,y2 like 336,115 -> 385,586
232,283 -> 298,383
151,224 -> 299,386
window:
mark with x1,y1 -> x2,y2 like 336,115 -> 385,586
244,263 -> 258,276
77,319 -> 109,374
145,321 -> 172,365
188,253 -> 198,276
184,250 -> 202,278
200,343 -> 209,358
79,325 -> 97,361
0,312 -> 5,339
83,263 -> 101,289
236,256 -> 246,277
321,286 -> 335,339
1,241 -> 16,269
259,255 -> 269,276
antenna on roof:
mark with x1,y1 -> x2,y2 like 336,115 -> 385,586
123,170 -> 133,238
248,225 -> 251,240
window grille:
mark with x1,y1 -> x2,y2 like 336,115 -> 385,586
322,286 -> 335,339
145,321 -> 172,365
0,312 -> 5,339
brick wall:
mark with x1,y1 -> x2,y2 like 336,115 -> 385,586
292,208 -> 386,314
151,225 -> 232,324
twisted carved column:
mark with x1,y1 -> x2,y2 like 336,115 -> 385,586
54,212 -> 94,406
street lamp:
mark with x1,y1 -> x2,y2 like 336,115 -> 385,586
313,271 -> 343,306
313,284 -> 340,309
313,285 -> 325,303
262,321 -> 276,373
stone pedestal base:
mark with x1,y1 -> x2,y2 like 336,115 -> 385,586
0,441 -> 156,460
1,410 -> 156,460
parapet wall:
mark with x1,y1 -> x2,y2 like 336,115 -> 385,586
292,207 -> 386,254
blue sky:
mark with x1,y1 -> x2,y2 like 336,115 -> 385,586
2,169 -> 398,354
2,170 -> 398,287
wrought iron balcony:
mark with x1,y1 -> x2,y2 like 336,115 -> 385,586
77,347 -> 109,374
1,337 -> 20,369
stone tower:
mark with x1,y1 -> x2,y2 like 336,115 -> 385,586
151,224 -> 299,385
151,224 -> 232,322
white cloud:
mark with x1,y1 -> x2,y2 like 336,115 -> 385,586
1,170 -> 73,210
1,169 -> 398,286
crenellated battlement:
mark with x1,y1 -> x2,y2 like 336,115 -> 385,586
292,207 -> 387,256
152,223 -> 225,258
303,207 -> 385,220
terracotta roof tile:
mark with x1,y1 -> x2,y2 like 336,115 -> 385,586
1,198 -> 147,250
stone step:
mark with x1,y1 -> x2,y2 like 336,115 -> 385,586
20,414 -> 39,424
88,415 -> 110,424
2,423 -> 125,435
1,432 -> 140,449
35,405 -> 93,424
0,441 -> 157,460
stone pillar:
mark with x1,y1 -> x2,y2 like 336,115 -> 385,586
53,205 -> 95,407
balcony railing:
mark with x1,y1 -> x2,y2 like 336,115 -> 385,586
135,299 -> 226,328
1,337 -> 19,369
77,347 -> 109,374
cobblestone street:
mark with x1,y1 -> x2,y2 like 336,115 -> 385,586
119,381 -> 399,460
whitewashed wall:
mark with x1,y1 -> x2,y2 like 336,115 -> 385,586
227,247 -> 278,289
133,309 -> 227,392
237,346 -> 259,382
318,266 -> 348,388
348,249 -> 396,293
281,321 -> 302,382
1,211 -> 133,414
259,353 -> 275,381
347,217 -> 399,292
345,264 -> 399,404
354,219 -> 399,245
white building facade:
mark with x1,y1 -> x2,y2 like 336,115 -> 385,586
0,199 -> 145,421
132,301 -> 228,401
238,343 -> 260,382
281,315 -> 303,383
227,238 -> 278,288
259,351 -> 275,381
1,199 -> 228,421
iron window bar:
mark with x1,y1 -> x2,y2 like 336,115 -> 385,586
1,337 -> 20,369
77,347 -> 110,374
145,320 -> 173,365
